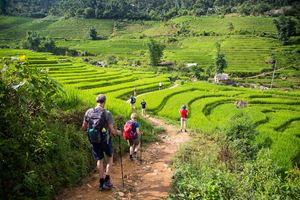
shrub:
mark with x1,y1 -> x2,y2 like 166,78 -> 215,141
0,59 -> 92,199
170,113 -> 300,199
225,112 -> 258,160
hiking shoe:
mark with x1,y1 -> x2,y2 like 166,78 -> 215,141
184,129 -> 187,132
99,183 -> 104,191
133,151 -> 137,158
130,154 -> 134,161
99,178 -> 105,191
103,179 -> 113,190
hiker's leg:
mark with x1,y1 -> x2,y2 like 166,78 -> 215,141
104,140 -> 113,176
92,144 -> 105,178
97,159 -> 105,178
105,155 -> 113,176
134,142 -> 140,152
183,120 -> 186,129
129,145 -> 134,155
180,117 -> 183,129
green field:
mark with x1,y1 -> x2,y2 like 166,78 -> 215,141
1,48 -> 299,170
1,9 -> 300,199
1,15 -> 298,89
0,15 -> 299,169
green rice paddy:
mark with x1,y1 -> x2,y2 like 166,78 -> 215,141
0,14 -> 299,170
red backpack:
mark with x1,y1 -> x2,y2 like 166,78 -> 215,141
123,121 -> 137,140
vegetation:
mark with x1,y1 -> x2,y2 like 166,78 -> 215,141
0,42 -> 299,199
0,50 -> 167,199
0,57 -> 92,199
2,0 -> 300,20
138,81 -> 300,170
89,27 -> 97,40
148,39 -> 165,66
0,2 -> 300,198
273,16 -> 297,44
170,113 -> 300,199
215,42 -> 227,74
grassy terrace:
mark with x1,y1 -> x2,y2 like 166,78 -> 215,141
138,81 -> 300,169
0,13 -> 299,170
1,16 -> 299,90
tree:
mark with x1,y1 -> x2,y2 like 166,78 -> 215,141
215,52 -> 227,74
228,22 -> 234,32
273,16 -> 297,44
43,38 -> 56,52
190,65 -> 204,80
205,65 -> 215,79
147,39 -> 165,66
83,7 -> 95,18
0,0 -> 7,14
214,41 -> 227,74
89,27 -> 98,40
24,31 -> 41,51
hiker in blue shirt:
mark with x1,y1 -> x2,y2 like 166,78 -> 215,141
123,113 -> 141,161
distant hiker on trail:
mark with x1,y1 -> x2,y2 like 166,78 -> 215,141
159,82 -> 162,90
130,94 -> 136,109
179,104 -> 189,132
123,113 -> 141,161
82,94 -> 121,191
141,99 -> 147,117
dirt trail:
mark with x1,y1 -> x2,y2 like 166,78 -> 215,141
56,116 -> 190,200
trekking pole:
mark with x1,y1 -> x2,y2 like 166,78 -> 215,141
140,132 -> 143,163
118,135 -> 124,189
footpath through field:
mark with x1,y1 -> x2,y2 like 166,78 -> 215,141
56,116 -> 190,200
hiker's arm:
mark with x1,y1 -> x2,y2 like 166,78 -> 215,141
82,110 -> 90,131
82,121 -> 88,131
108,123 -> 121,136
136,128 -> 141,135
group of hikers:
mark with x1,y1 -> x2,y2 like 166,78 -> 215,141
81,93 -> 189,191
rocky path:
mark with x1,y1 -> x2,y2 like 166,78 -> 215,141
56,116 -> 189,200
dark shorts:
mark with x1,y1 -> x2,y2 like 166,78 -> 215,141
91,139 -> 113,160
129,136 -> 140,146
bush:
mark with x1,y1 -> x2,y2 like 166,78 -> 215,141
225,112 -> 258,160
0,59 -> 92,199
170,114 -> 300,199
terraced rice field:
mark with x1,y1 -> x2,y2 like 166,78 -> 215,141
1,48 -> 299,170
0,16 -> 114,40
1,16 -> 299,89
137,82 -> 300,169
0,49 -> 170,116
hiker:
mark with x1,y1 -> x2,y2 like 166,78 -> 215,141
159,82 -> 162,90
123,113 -> 141,161
130,94 -> 136,109
82,94 -> 121,191
179,104 -> 189,132
141,99 -> 147,117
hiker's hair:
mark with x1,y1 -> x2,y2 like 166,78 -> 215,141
131,113 -> 138,120
182,105 -> 186,109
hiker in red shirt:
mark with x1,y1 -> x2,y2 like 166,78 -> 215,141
179,105 -> 189,132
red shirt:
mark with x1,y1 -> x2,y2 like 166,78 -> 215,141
180,109 -> 188,118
